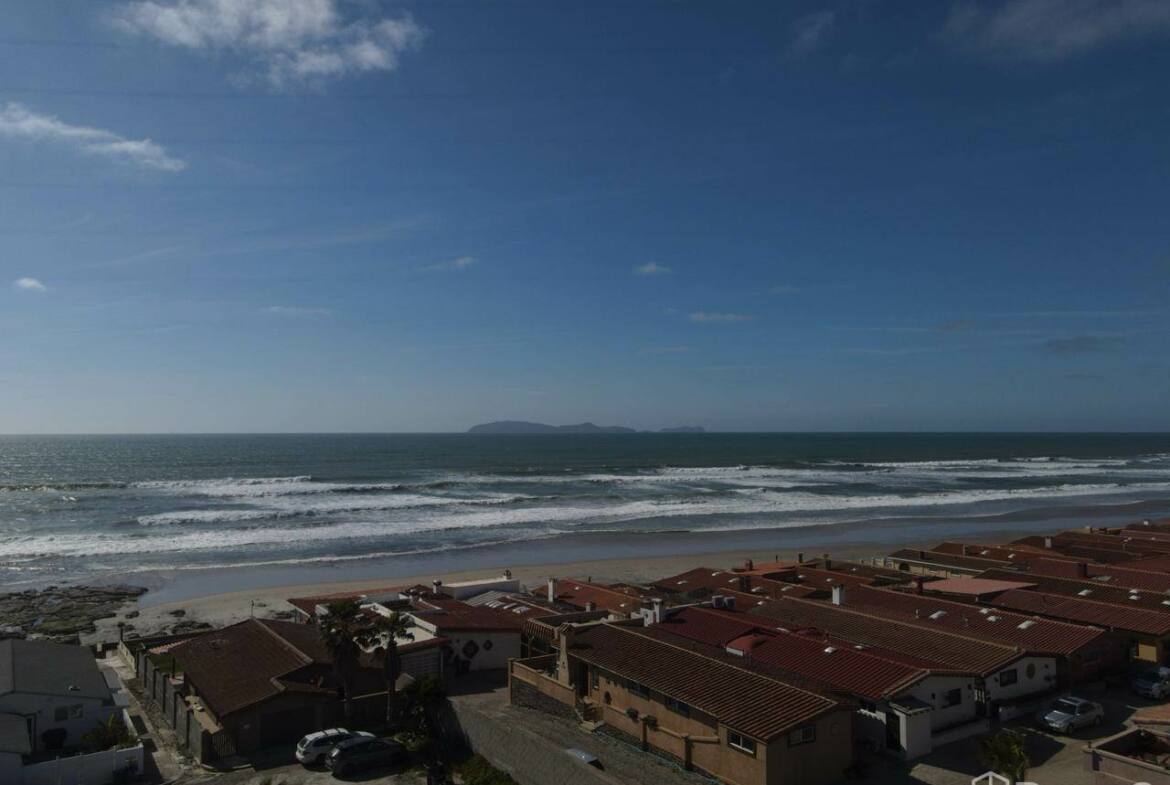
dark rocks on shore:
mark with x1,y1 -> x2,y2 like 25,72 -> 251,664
0,584 -> 147,644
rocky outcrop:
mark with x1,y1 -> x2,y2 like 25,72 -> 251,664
0,584 -> 147,644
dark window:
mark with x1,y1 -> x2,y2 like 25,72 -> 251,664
942,689 -> 962,707
788,724 -> 816,746
628,680 -> 650,699
590,668 -> 599,691
999,669 -> 1018,687
664,697 -> 690,717
728,731 -> 756,756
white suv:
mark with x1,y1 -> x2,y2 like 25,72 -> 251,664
295,728 -> 374,766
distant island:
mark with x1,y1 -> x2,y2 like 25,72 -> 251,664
467,420 -> 705,434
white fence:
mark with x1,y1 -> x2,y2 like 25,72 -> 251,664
18,710 -> 144,785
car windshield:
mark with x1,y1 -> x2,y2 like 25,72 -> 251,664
1053,700 -> 1079,713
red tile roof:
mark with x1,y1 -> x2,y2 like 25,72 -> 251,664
569,623 -> 840,741
728,629 -> 928,701
839,585 -> 1106,655
653,607 -> 766,647
171,619 -> 343,718
989,590 -> 1170,636
980,568 -> 1170,612
748,597 -> 1023,676
1026,559 -> 1170,592
551,580 -> 647,614
650,567 -> 816,600
287,585 -> 408,617
410,596 -> 528,632
887,549 -> 1014,572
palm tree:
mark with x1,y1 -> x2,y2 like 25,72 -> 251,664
368,611 -> 415,726
317,599 -> 366,723
979,729 -> 1030,783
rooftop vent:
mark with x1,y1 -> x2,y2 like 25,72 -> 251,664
929,610 -> 947,620
979,608 -> 992,615
987,615 -> 1000,622
823,646 -> 836,654
1077,589 -> 1093,597
1017,620 -> 1036,630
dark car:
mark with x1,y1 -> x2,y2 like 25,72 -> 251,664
325,736 -> 408,778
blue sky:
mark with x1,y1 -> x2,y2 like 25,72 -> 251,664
2,0 -> 1168,433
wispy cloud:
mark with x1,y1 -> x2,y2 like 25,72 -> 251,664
422,255 -> 476,272
0,103 -> 186,172
789,10 -> 836,57
111,0 -> 427,89
13,277 -> 47,292
943,0 -> 1170,62
263,305 -> 331,317
689,311 -> 752,323
1041,334 -> 1125,353
633,262 -> 671,276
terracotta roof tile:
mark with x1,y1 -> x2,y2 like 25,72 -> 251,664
989,590 -> 1170,636
570,623 -> 840,741
748,597 -> 1022,676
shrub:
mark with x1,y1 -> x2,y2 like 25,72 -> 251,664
458,754 -> 518,785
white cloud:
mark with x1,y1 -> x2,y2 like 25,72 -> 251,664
633,262 -> 672,276
422,255 -> 476,272
943,0 -> 1170,61
13,277 -> 47,292
789,10 -> 836,57
689,311 -> 752,323
0,103 -> 186,172
112,0 -> 427,88
263,305 -> 330,316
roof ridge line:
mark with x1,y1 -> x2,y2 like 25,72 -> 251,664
614,623 -> 835,706
253,618 -> 313,667
784,597 -> 1018,652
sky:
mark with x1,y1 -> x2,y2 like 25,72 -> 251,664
1,0 -> 1169,434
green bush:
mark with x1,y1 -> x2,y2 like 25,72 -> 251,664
458,754 -> 518,785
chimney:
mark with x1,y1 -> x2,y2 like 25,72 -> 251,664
724,596 -> 736,610
1076,562 -> 1087,578
504,569 -> 512,579
431,579 -> 442,595
556,624 -> 576,686
797,552 -> 805,564
652,598 -> 664,624
712,595 -> 725,609
738,576 -> 751,593
918,550 -> 926,560
547,577 -> 558,603
1044,537 -> 1053,549
744,559 -> 754,572
831,585 -> 845,606
585,601 -> 596,612
823,556 -> 832,570
915,576 -> 925,595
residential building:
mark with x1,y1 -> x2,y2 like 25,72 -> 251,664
509,621 -> 852,785
0,639 -> 120,754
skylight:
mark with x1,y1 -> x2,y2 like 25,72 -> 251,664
929,610 -> 946,620
1017,620 -> 1036,630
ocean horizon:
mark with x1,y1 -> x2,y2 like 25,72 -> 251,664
4,431 -> 1170,594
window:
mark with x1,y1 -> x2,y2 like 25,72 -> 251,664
628,680 -> 650,699
999,669 -> 1018,687
590,667 -> 599,691
788,724 -> 816,747
1025,663 -> 1036,679
728,731 -> 756,756
942,688 -> 962,707
664,697 -> 690,717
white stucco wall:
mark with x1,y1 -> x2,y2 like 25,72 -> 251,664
984,656 -> 1057,702
901,675 -> 980,732
0,694 -> 116,751
443,631 -> 520,671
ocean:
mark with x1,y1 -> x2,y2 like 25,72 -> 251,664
3,432 -> 1170,594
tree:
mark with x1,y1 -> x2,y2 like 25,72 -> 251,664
366,611 -> 415,726
317,599 -> 367,723
81,714 -> 133,752
979,729 -> 1030,783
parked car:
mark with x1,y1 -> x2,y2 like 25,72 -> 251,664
1036,696 -> 1104,734
295,728 -> 373,766
1132,667 -> 1170,699
326,736 -> 408,778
